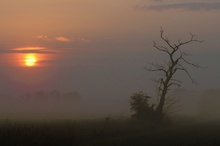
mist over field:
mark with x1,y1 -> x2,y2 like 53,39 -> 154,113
0,88 -> 220,121
0,90 -> 130,120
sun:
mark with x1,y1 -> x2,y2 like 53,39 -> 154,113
24,54 -> 37,67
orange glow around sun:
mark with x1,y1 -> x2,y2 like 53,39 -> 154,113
11,47 -> 56,67
24,54 -> 37,67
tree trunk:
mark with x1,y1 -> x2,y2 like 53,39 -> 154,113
156,83 -> 169,120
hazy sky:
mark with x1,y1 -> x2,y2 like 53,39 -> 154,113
0,0 -> 220,100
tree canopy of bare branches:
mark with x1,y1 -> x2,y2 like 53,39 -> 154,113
145,27 -> 202,118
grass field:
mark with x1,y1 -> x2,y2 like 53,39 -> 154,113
0,117 -> 220,146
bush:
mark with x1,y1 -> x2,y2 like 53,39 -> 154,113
130,92 -> 155,121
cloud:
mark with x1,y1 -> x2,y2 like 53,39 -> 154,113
0,47 -> 57,54
136,1 -> 220,11
34,35 -> 92,44
78,38 -> 92,43
35,35 -> 72,42
55,37 -> 72,42
35,35 -> 50,41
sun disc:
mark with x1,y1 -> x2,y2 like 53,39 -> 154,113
24,54 -> 37,67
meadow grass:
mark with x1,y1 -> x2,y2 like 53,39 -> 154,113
0,117 -> 220,146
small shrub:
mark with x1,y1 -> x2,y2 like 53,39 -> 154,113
130,91 -> 156,121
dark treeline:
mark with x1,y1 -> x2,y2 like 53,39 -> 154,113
0,90 -> 81,103
0,90 -> 82,117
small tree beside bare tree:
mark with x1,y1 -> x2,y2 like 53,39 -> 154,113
130,92 -> 155,121
145,27 -> 202,120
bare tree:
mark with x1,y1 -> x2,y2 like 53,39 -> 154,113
145,27 -> 202,119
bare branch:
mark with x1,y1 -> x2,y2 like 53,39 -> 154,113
176,33 -> 203,48
181,51 -> 192,57
190,33 -> 203,43
145,63 -> 165,71
175,66 -> 197,85
159,27 -> 176,50
153,41 -> 170,54
170,79 -> 182,84
181,58 -> 200,68
168,82 -> 181,88
145,68 -> 167,73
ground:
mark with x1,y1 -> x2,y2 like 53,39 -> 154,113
0,117 -> 220,146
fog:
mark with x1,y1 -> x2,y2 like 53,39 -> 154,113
171,88 -> 220,120
0,87 -> 220,121
0,90 -> 130,120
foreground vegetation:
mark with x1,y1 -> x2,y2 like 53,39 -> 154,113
0,117 -> 220,146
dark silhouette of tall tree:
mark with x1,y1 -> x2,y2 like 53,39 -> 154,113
145,27 -> 202,119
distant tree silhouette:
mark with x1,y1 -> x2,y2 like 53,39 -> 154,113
63,92 -> 81,103
34,90 -> 45,100
49,90 -> 61,102
145,27 -> 202,120
130,92 -> 155,121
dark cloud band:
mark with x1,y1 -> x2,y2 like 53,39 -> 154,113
0,49 -> 57,54
136,2 -> 220,11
